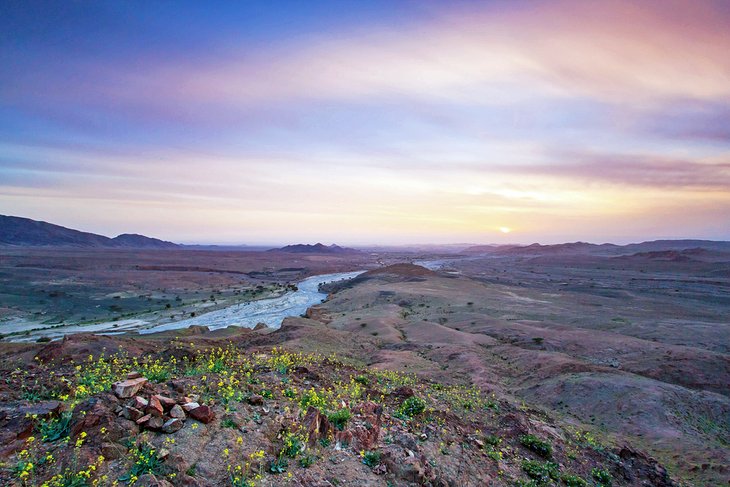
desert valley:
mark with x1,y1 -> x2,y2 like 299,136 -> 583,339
0,216 -> 728,486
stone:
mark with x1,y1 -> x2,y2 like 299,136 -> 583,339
188,405 -> 215,424
302,407 -> 331,446
248,394 -> 264,405
253,322 -> 268,331
121,406 -> 143,421
391,386 -> 414,399
127,371 -> 143,379
132,396 -> 149,410
136,414 -> 152,425
169,404 -> 186,419
161,418 -> 183,433
112,377 -> 148,398
145,416 -> 164,431
182,402 -> 200,412
146,395 -> 164,417
155,395 -> 177,410
101,442 -> 127,460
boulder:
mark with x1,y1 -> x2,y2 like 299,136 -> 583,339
154,394 -> 177,410
144,416 -> 164,431
188,405 -> 215,424
112,377 -> 148,398
248,394 -> 264,406
162,418 -> 184,434
121,406 -> 143,422
146,396 -> 164,417
182,402 -> 200,412
169,405 -> 186,419
132,396 -> 149,410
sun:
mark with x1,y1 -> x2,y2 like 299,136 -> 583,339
498,227 -> 512,234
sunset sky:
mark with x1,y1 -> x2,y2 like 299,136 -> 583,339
2,0 -> 729,245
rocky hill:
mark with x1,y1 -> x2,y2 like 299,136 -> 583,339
271,243 -> 360,254
0,329 -> 674,487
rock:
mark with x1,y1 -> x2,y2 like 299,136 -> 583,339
112,377 -> 148,398
169,404 -> 186,419
132,396 -> 149,410
248,394 -> 264,405
391,386 -> 414,398
182,402 -> 200,412
162,418 -> 184,433
253,322 -> 268,331
144,416 -> 164,431
146,395 -> 164,417
101,442 -> 127,460
127,371 -> 143,379
154,394 -> 177,410
121,406 -> 143,421
169,379 -> 186,393
302,407 -> 331,446
136,414 -> 152,425
189,405 -> 215,424
135,474 -> 174,487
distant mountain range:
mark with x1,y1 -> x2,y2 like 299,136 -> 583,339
462,239 -> 730,256
269,243 -> 360,254
0,215 -> 179,249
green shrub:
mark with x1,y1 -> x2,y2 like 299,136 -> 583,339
561,473 -> 588,486
328,408 -> 351,431
520,434 -> 553,458
362,450 -> 381,468
298,454 -> 316,468
397,396 -> 426,419
269,457 -> 288,474
592,468 -> 612,486
522,460 -> 559,486
120,443 -> 166,482
37,411 -> 72,442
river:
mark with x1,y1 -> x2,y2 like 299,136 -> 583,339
5,270 -> 364,342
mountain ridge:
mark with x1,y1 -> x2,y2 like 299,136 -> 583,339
0,215 -> 179,249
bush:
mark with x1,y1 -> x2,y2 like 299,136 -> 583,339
397,396 -> 426,419
522,460 -> 559,486
269,457 -> 288,474
592,468 -> 612,486
561,473 -> 588,486
520,434 -> 553,458
37,411 -> 72,442
362,450 -> 381,468
328,408 -> 351,431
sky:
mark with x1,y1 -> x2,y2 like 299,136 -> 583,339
1,0 -> 729,245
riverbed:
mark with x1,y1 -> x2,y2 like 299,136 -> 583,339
4,270 -> 364,342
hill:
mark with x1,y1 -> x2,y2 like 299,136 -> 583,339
0,215 -> 179,249
270,243 -> 360,254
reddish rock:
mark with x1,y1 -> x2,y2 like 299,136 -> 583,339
144,416 -> 164,431
121,406 -> 143,421
182,402 -> 200,412
188,405 -> 215,424
132,396 -> 149,410
169,404 -> 186,419
155,394 -> 177,410
136,414 -> 152,425
112,377 -> 148,398
127,371 -> 143,380
146,395 -> 164,417
162,418 -> 184,433
248,394 -> 264,405
391,386 -> 414,398
302,407 -> 331,446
